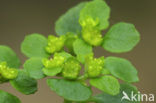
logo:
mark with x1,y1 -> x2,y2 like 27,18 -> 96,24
121,91 -> 155,102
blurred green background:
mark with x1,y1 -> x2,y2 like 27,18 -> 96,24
0,0 -> 156,103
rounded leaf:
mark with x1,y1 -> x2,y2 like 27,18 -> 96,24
92,83 -> 139,103
47,79 -> 92,101
103,22 -> 140,53
24,58 -> 45,79
42,67 -> 62,77
105,57 -> 139,83
90,76 -> 120,95
0,90 -> 21,103
21,33 -> 50,58
55,2 -> 87,35
57,51 -> 72,61
0,45 -> 20,68
10,70 -> 37,95
73,38 -> 92,63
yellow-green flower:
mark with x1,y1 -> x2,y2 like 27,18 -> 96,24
80,16 -> 103,46
62,57 -> 81,79
46,35 -> 66,54
42,53 -> 65,69
85,54 -> 104,77
0,62 -> 18,80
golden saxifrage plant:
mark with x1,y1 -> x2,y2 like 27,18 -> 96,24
0,0 -> 140,103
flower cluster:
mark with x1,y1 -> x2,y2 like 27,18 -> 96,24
0,62 -> 18,80
42,53 -> 65,69
85,54 -> 105,77
62,57 -> 81,79
43,33 -> 106,80
46,35 -> 66,54
80,17 -> 103,46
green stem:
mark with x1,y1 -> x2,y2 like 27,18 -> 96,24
78,74 -> 88,81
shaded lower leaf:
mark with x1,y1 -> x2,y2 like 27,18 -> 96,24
24,57 -> 45,79
64,99 -> 73,103
90,76 -> 120,95
0,78 -> 8,84
47,79 -> 92,101
10,70 -> 37,95
105,57 -> 139,83
0,45 -> 21,68
0,90 -> 21,103
64,33 -> 78,53
92,83 -> 140,103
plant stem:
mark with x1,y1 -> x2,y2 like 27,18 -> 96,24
78,74 -> 88,81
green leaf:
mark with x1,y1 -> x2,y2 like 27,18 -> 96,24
79,0 -> 110,30
42,67 -> 62,76
57,51 -> 72,61
55,2 -> 87,36
92,83 -> 140,103
24,57 -> 45,79
64,33 -> 78,53
0,45 -> 20,68
105,57 -> 139,83
10,70 -> 37,95
103,22 -> 140,53
101,68 -> 110,75
73,38 -> 92,63
0,78 -> 8,84
47,79 -> 92,101
90,76 -> 120,95
64,99 -> 73,103
0,90 -> 21,103
21,33 -> 50,58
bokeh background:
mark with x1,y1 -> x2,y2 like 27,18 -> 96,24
0,0 -> 156,103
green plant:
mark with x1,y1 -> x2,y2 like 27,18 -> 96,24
0,0 -> 141,103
